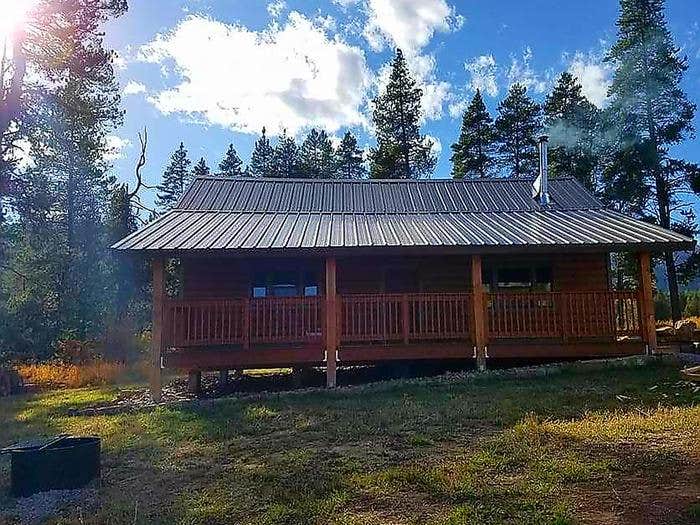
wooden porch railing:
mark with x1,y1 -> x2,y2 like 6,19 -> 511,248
164,296 -> 323,348
339,293 -> 473,345
163,290 -> 641,349
487,290 -> 642,340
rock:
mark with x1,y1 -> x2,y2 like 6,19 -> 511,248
656,325 -> 675,339
674,320 -> 697,342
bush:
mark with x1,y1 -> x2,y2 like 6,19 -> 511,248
16,361 -> 148,389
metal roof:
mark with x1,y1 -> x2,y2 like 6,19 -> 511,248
113,177 -> 694,254
176,176 -> 602,213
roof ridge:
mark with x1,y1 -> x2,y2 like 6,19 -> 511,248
170,207 -> 606,214
194,175 -> 578,183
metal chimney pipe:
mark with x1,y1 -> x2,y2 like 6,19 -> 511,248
537,135 -> 550,206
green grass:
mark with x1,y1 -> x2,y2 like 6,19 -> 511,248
0,362 -> 698,524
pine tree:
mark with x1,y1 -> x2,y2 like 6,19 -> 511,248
335,131 -> 366,179
605,0 -> 698,320
494,84 -> 542,177
249,127 -> 275,178
156,142 -> 192,211
192,157 -> 210,177
105,183 -> 138,321
272,130 -> 300,178
450,89 -> 496,178
299,128 -> 336,179
0,0 -> 128,357
219,144 -> 243,176
544,72 -> 600,190
369,49 -> 436,179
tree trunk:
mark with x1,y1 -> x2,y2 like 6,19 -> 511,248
664,250 -> 681,321
655,173 -> 681,321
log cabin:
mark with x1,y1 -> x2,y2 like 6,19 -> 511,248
113,138 -> 694,399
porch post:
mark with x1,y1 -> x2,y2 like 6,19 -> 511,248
325,257 -> 338,388
637,251 -> 658,354
150,258 -> 165,402
471,254 -> 487,370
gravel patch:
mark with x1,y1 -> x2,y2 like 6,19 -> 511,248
4,487 -> 97,524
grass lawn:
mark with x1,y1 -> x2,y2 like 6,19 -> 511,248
0,361 -> 698,524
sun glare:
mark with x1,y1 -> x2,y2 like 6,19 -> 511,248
0,0 -> 37,44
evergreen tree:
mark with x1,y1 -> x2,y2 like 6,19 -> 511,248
192,157 -> 210,177
494,83 -> 542,177
544,72 -> 600,190
450,89 -> 496,178
156,143 -> 191,211
369,49 -> 436,179
272,130 -> 300,178
299,128 -> 335,179
249,127 -> 275,178
335,131 -> 366,179
219,143 -> 244,177
605,0 -> 698,320
105,184 -> 138,320
0,0 -> 128,357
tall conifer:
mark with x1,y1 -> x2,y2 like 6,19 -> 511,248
606,0 -> 698,319
273,130 -> 300,178
494,83 -> 542,177
219,144 -> 243,176
369,49 -> 435,179
450,90 -> 496,178
249,127 -> 275,178
544,72 -> 600,189
156,142 -> 191,211
299,128 -> 335,179
335,131 -> 365,179
192,157 -> 210,177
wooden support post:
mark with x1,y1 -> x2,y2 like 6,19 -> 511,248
292,367 -> 304,388
150,258 -> 165,402
187,371 -> 202,395
471,255 -> 487,370
219,369 -> 229,389
325,257 -> 337,388
637,251 -> 658,355
401,293 -> 410,344
242,298 -> 250,350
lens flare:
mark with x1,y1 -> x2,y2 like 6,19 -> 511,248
0,0 -> 37,44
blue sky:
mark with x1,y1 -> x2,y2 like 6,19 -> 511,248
103,0 -> 700,209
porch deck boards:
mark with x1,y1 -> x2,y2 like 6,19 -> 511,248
162,339 -> 645,371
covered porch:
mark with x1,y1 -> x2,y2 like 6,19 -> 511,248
148,250 -> 657,397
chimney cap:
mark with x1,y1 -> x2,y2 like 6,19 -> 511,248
538,134 -> 549,143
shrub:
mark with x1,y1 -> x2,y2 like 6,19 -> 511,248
16,361 -> 147,389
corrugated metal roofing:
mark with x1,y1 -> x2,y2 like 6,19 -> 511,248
176,176 -> 602,213
113,177 -> 695,253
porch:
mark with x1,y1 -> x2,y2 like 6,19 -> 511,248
151,248 -> 656,394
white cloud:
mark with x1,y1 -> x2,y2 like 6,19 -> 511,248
464,54 -> 498,97
426,134 -> 442,156
113,53 -> 127,71
139,13 -> 371,136
507,46 -> 549,93
267,0 -> 286,18
567,51 -> 613,107
362,0 -> 461,53
123,80 -> 147,96
105,135 -> 132,161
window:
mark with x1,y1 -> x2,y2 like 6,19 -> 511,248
251,268 -> 320,297
485,263 -> 552,292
